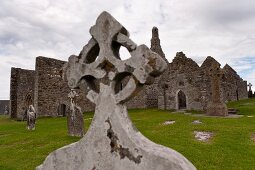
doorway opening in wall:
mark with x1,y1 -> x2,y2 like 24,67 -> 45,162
24,94 -> 33,120
58,104 -> 66,117
25,94 -> 33,108
177,90 -> 187,110
236,89 -> 239,101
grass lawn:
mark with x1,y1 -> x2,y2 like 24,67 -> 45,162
0,98 -> 254,170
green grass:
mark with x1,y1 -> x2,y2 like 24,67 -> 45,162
0,99 -> 255,170
227,98 -> 255,115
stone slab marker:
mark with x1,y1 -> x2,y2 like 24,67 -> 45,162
206,62 -> 228,116
37,11 -> 196,170
67,90 -> 84,137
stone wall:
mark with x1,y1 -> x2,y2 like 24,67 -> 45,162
221,64 -> 248,102
158,52 -> 248,111
8,27 -> 248,117
126,26 -> 168,109
126,89 -> 147,109
0,100 -> 9,114
9,67 -> 35,120
143,27 -> 169,108
34,56 -> 95,117
158,52 -> 206,110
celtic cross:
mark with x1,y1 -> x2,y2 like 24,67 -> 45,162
248,83 -> 252,91
206,61 -> 228,116
208,62 -> 223,103
37,11 -> 195,170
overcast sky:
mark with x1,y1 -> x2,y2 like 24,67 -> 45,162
0,0 -> 255,99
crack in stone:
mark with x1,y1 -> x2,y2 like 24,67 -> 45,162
105,118 -> 142,164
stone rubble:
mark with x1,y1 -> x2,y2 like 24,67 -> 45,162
162,120 -> 176,125
192,120 -> 202,124
194,131 -> 213,142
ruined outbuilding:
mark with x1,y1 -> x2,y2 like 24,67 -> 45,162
9,25 -> 248,119
158,52 -> 248,111
8,27 -> 168,119
10,57 -> 94,120
0,100 -> 9,114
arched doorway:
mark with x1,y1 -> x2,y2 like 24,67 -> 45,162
177,90 -> 187,110
236,89 -> 239,101
58,104 -> 66,117
23,94 -> 33,120
25,94 -> 33,107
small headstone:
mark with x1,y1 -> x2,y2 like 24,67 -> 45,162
194,131 -> 213,142
26,105 -> 36,130
4,105 -> 9,115
192,120 -> 202,124
162,120 -> 175,125
37,11 -> 195,170
247,115 -> 254,118
67,90 -> 84,137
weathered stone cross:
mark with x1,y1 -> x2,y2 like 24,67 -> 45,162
208,62 -> 222,103
248,83 -> 252,91
206,62 -> 228,116
37,11 -> 195,170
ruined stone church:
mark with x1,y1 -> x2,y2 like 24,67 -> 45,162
9,27 -> 248,120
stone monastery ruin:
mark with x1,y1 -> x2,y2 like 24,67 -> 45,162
9,27 -> 248,120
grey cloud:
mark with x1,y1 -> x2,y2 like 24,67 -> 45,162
0,0 -> 255,99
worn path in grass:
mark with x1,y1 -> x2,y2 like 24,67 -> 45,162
0,98 -> 254,169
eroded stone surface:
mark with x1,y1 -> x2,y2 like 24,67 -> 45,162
37,11 -> 196,170
67,90 -> 84,137
194,131 -> 213,142
163,120 -> 176,125
192,120 -> 202,124
206,62 -> 228,116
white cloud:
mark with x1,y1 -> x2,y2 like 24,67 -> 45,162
0,0 -> 255,99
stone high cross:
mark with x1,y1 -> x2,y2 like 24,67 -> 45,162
208,62 -> 222,103
248,83 -> 252,91
206,61 -> 228,116
67,89 -> 84,137
37,12 -> 195,170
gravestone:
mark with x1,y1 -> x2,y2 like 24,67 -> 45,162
206,62 -> 228,116
4,105 -> 9,115
67,89 -> 84,137
248,83 -> 253,98
37,11 -> 195,170
27,105 -> 36,130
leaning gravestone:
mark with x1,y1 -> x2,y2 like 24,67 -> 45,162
67,89 -> 84,137
206,62 -> 228,116
37,11 -> 195,170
